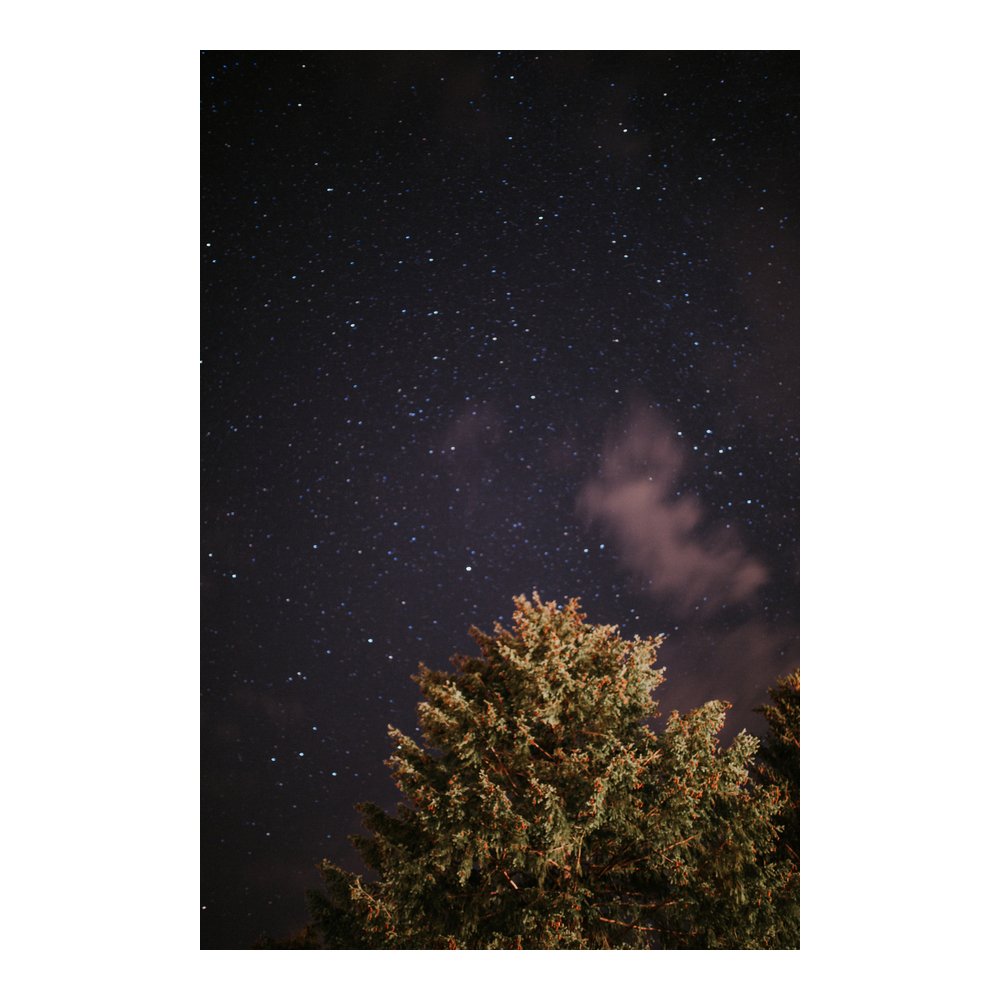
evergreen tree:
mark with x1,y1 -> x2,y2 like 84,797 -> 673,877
309,594 -> 798,949
756,668 -> 800,864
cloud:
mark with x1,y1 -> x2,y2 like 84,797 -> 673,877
440,401 -> 504,456
658,620 -> 798,735
577,406 -> 768,616
431,402 -> 508,516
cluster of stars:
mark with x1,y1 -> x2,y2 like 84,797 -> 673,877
202,50 -> 798,949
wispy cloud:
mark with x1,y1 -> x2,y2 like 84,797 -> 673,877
577,406 -> 768,616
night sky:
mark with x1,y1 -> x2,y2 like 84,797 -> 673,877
201,50 -> 798,950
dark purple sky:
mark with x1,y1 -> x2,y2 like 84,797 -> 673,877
201,50 -> 798,949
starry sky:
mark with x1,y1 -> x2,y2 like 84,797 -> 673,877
201,50 -> 798,950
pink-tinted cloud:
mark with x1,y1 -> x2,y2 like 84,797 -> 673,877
578,407 -> 768,615
440,401 -> 504,455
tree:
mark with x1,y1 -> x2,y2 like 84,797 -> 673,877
756,668 -> 800,865
308,594 -> 798,949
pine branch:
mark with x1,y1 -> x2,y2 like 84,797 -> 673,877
595,915 -> 658,933
527,737 -> 556,761
596,834 -> 699,877
500,867 -> 520,890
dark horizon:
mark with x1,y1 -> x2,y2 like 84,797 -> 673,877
201,49 -> 798,949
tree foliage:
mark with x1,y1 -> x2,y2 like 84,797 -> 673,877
756,668 -> 800,864
307,594 -> 798,949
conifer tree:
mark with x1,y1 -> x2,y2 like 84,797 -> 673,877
756,668 -> 800,864
308,594 -> 798,949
